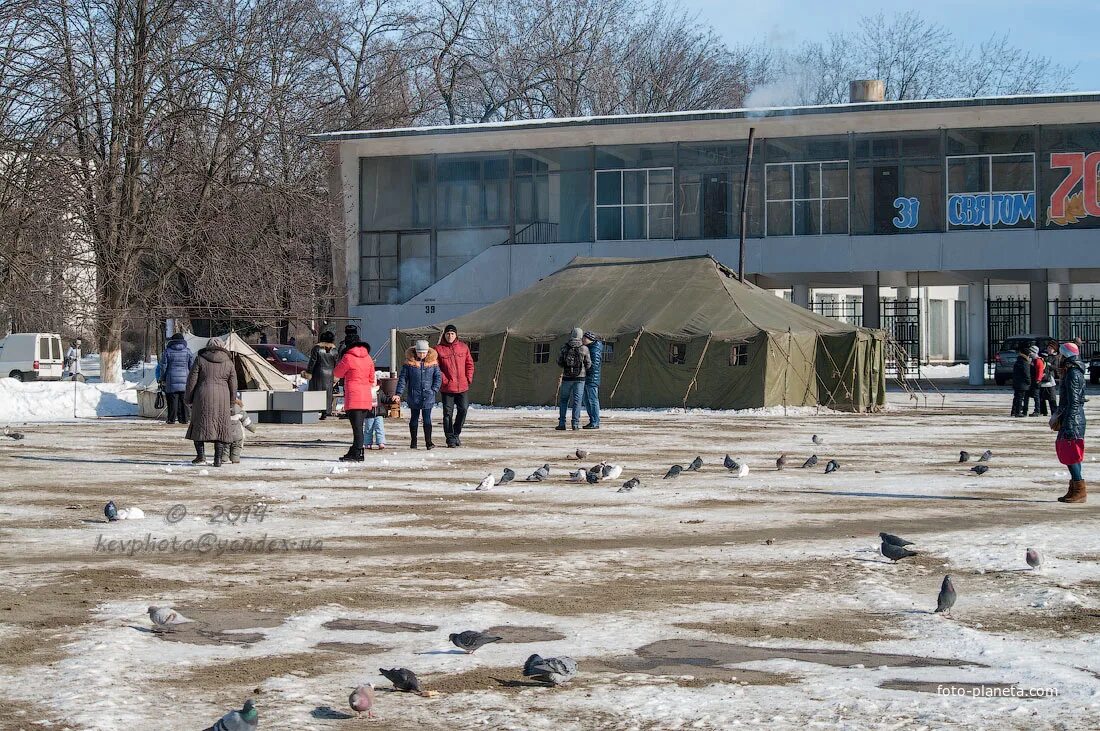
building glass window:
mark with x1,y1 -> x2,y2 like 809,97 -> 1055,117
669,343 -> 686,365
514,148 -> 593,243
852,133 -> 943,234
595,168 -> 674,240
947,153 -> 1036,230
533,343 -> 550,364
436,153 -> 509,228
765,161 -> 848,236
360,157 -> 432,231
596,144 -> 675,169
358,231 -> 430,304
1040,124 -> 1100,229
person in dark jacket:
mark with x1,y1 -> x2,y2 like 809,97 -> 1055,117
435,324 -> 475,448
1011,348 -> 1032,417
395,340 -> 442,449
581,331 -> 602,429
184,339 -> 238,467
556,327 -> 592,431
1027,345 -> 1043,416
1053,341 -> 1087,503
337,323 -> 360,358
157,332 -> 195,425
304,331 -> 337,419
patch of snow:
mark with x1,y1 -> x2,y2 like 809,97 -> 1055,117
0,379 -> 139,422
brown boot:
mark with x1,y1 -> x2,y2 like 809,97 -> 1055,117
1058,479 -> 1087,503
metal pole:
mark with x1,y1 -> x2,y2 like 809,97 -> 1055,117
390,328 -> 398,375
738,127 -> 756,283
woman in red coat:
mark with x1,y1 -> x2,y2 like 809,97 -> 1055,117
333,340 -> 376,462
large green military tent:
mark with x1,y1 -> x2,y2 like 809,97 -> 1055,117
399,256 -> 886,411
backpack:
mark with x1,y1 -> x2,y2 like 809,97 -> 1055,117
562,344 -> 584,379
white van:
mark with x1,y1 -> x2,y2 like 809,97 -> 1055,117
0,333 -> 65,381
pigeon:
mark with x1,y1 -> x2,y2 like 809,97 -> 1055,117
618,477 -> 640,492
881,541 -> 918,562
880,532 -> 914,547
148,605 -> 191,627
499,468 -> 515,484
569,449 -> 588,460
476,474 -> 495,491
935,575 -> 957,613
1026,548 -> 1041,569
723,454 -> 737,470
116,507 -> 144,520
812,434 -> 824,445
728,459 -> 749,478
959,450 -> 970,463
526,464 -> 550,481
801,455 -> 818,469
969,465 -> 989,476
349,684 -> 374,719
978,449 -> 992,462
104,501 -> 119,522
585,468 -> 601,484
663,465 -> 683,479
3,427 -> 24,441
568,469 -> 586,483
601,464 -> 623,480
523,653 -> 578,685
203,699 -> 257,731
824,459 -> 840,474
449,630 -> 503,654
776,454 -> 787,470
687,456 -> 703,472
379,667 -> 421,692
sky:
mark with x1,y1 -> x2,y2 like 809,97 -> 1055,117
680,0 -> 1099,92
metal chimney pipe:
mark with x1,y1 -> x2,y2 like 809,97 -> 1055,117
849,80 -> 885,103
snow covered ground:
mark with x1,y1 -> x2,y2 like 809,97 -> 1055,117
0,391 -> 1098,729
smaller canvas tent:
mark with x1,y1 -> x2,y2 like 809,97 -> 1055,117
183,333 -> 294,391
399,255 -> 886,412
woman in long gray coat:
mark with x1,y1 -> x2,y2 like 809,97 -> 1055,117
184,338 -> 238,467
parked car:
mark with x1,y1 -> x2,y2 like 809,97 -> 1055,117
993,334 -> 1049,386
254,343 -> 309,376
1088,351 -> 1100,384
0,332 -> 65,381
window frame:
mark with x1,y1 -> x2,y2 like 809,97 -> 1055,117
533,343 -> 550,364
668,342 -> 687,365
594,167 -> 675,241
764,160 -> 849,236
468,341 -> 480,363
944,152 -> 1037,231
729,343 -> 748,366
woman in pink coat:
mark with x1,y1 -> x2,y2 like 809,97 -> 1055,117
333,340 -> 376,462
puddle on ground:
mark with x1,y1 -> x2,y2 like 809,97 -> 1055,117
323,619 -> 438,633
483,625 -> 567,643
149,607 -> 285,646
633,639 -> 983,670
154,626 -> 266,646
880,679 -> 1026,696
315,641 -> 386,654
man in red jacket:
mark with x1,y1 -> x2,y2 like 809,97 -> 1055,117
435,324 -> 475,447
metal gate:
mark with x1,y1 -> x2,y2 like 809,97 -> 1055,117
987,298 -> 1029,361
1050,298 -> 1100,357
881,299 -> 920,375
812,299 -> 863,326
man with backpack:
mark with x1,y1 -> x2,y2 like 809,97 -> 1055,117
556,327 -> 592,431
1035,340 -> 1059,416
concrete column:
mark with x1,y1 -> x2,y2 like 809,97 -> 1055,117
967,281 -> 987,385
792,284 -> 811,309
862,285 -> 881,328
1029,279 -> 1049,335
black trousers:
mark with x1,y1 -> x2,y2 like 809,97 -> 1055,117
442,392 -> 469,441
166,392 -> 188,423
1011,388 -> 1030,416
1038,385 -> 1058,415
347,408 -> 372,450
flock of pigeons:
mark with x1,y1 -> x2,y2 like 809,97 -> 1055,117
143,607 -> 575,728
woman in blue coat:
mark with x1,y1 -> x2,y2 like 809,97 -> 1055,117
395,339 -> 442,450
157,333 -> 195,424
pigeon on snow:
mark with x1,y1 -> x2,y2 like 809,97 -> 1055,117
824,459 -> 840,474
812,434 -> 824,445
969,465 -> 989,476
476,474 -> 495,491
568,469 -> 586,483
499,468 -> 515,484
618,477 -> 640,492
569,449 -> 588,460
148,606 -> 191,627
526,464 -> 551,481
104,501 -> 119,522
935,575 -> 957,613
349,684 -> 374,719
3,426 -> 24,440
379,667 -> 421,692
523,653 -> 578,685
601,464 -> 623,480
1026,548 -> 1041,569
776,454 -> 787,470
727,459 -> 749,478
450,630 -> 503,654
880,532 -> 914,547
723,454 -> 737,471
116,507 -> 144,520
801,455 -> 818,469
978,450 -> 992,462
687,456 -> 703,471
881,542 -> 918,562
958,450 -> 970,463
663,465 -> 683,479
585,468 -> 601,484
203,699 -> 257,731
